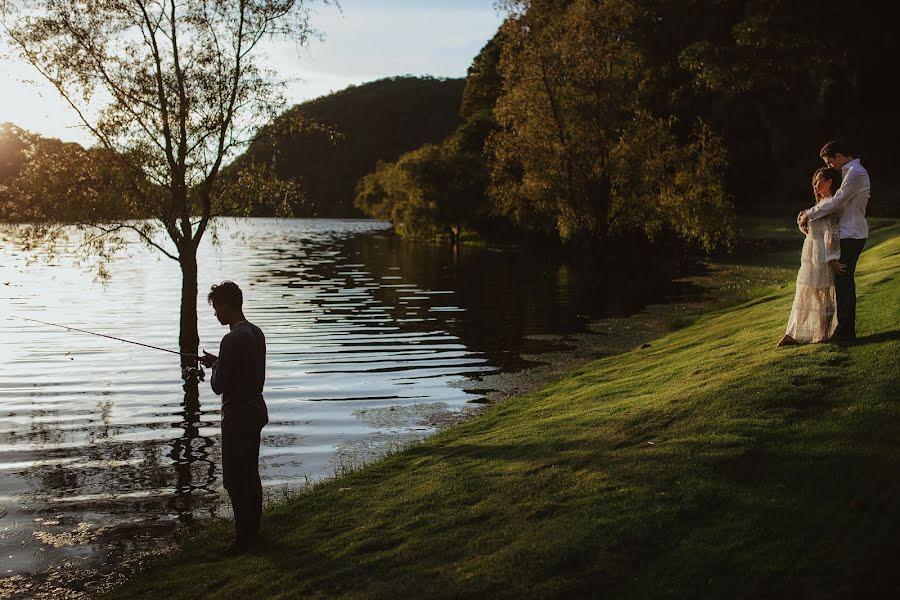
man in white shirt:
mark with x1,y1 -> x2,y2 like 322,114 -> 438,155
798,140 -> 870,341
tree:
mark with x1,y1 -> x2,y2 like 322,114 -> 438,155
0,127 -> 143,234
0,122 -> 28,183
353,35 -> 505,243
489,0 -> 734,251
668,0 -> 900,212
354,128 -> 497,245
354,146 -> 447,242
1,0 -> 319,357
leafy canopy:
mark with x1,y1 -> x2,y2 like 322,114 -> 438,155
489,0 -> 734,251
1,0 -> 318,257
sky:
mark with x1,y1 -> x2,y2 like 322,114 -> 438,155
0,0 -> 505,145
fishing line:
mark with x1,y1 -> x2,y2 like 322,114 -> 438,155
11,315 -> 193,356
10,315 -> 206,380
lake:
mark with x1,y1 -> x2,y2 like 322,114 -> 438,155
0,218 -> 683,583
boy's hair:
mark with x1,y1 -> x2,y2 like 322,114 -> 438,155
819,140 -> 855,158
208,281 -> 243,307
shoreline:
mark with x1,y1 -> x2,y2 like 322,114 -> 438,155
0,253 -> 775,600
102,222 -> 900,598
7,219 -> 895,599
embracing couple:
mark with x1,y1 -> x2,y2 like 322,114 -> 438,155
778,140 -> 870,347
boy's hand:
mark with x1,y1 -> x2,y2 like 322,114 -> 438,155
200,351 -> 218,368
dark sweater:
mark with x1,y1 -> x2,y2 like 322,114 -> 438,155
211,321 -> 268,433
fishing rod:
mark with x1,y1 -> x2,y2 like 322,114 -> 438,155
10,315 -> 207,380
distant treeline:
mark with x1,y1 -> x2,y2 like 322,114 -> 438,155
232,76 -> 466,218
4,0 -> 898,246
353,0 -> 900,248
0,123 -> 144,223
0,76 -> 465,223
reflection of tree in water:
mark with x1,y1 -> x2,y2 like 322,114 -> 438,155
87,394 -> 114,444
272,232 -> 686,373
167,377 -> 218,524
21,379 -> 218,525
10,379 -> 222,585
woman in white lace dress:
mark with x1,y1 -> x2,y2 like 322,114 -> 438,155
778,167 -> 846,346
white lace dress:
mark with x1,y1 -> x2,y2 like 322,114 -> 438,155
784,213 -> 841,342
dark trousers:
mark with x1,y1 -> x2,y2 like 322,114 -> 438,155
834,237 -> 866,340
221,428 -> 262,546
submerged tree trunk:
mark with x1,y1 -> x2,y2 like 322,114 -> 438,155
179,246 -> 200,362
169,377 -> 204,522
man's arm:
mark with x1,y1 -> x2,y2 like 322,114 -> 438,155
805,171 -> 865,221
210,334 -> 235,396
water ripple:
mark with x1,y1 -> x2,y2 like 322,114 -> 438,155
0,218 -> 491,578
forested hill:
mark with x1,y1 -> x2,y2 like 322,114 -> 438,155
236,76 -> 466,218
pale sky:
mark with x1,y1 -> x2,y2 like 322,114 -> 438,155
0,1 -> 504,146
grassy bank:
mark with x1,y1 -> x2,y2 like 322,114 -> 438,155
107,225 -> 900,599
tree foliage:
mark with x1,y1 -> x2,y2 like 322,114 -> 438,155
353,130 -> 491,244
488,0 -> 733,251
1,0 -> 318,353
668,0 -> 900,213
237,76 -> 466,218
353,35 -> 504,243
0,124 -> 142,225
0,122 -> 28,183
355,2 -> 736,252
355,145 -> 445,241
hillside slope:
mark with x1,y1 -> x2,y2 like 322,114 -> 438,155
108,226 -> 900,599
237,76 -> 465,218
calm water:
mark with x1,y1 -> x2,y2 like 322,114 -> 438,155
0,219 -> 680,582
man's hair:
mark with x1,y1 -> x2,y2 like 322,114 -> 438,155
820,140 -> 855,158
208,281 -> 243,307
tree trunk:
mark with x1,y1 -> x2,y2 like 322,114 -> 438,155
675,238 -> 690,275
179,246 -> 200,362
590,171 -> 612,243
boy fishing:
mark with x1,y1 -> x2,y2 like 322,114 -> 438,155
199,281 -> 268,554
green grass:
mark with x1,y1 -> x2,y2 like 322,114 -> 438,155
737,216 -> 897,242
107,225 -> 900,599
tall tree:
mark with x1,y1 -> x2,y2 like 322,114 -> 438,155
489,0 -> 733,250
1,0 -> 318,357
353,34 -> 505,243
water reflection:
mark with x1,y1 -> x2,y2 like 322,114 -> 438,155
0,219 -> 683,583
168,379 -> 217,525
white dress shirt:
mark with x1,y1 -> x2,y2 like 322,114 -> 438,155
806,158 -> 870,239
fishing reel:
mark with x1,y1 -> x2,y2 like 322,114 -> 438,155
181,364 -> 206,382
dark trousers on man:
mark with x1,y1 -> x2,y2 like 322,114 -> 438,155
834,237 -> 866,340
221,428 -> 263,547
